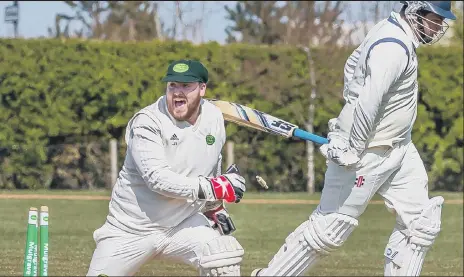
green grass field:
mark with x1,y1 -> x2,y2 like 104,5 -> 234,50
0,190 -> 462,276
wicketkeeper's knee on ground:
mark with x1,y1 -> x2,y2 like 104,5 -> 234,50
198,235 -> 244,276
384,196 -> 444,276
255,210 -> 358,276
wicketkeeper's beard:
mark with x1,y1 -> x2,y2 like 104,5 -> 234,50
171,96 -> 202,123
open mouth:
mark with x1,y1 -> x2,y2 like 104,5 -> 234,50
174,99 -> 187,108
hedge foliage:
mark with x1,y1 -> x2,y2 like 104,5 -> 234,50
0,39 -> 462,191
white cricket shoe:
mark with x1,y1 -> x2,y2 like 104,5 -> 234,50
251,268 -> 263,276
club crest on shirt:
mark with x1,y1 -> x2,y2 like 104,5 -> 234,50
206,134 -> 215,145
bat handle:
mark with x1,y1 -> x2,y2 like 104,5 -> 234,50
293,128 -> 329,145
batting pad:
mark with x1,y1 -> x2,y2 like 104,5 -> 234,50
198,235 -> 243,276
257,211 -> 358,276
384,196 -> 444,276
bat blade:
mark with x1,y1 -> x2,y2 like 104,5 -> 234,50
208,99 -> 276,134
208,99 -> 328,144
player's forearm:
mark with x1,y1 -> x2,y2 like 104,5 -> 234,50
349,44 -> 406,154
132,146 -> 200,200
142,167 -> 200,200
349,94 -> 381,153
350,71 -> 392,152
129,122 -> 200,200
349,70 -> 387,153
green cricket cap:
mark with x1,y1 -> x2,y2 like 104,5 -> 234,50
162,59 -> 208,83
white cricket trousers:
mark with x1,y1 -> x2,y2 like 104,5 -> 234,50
319,140 -> 429,227
86,213 -> 222,276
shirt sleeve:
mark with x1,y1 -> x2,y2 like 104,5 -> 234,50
349,42 -> 409,154
128,113 -> 200,200
215,154 -> 222,177
215,109 -> 226,177
344,45 -> 362,85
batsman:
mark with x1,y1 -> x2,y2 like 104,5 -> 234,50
252,1 -> 456,276
86,59 -> 247,276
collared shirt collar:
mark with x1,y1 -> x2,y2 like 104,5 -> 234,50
389,11 -> 420,49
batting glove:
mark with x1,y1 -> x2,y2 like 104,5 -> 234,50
326,135 -> 360,167
320,118 -> 360,167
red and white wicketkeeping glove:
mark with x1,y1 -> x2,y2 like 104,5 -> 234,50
198,164 -> 246,203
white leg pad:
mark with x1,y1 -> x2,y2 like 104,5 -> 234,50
198,235 -> 244,276
255,210 -> 358,276
384,196 -> 444,276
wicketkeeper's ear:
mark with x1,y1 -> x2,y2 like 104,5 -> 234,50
200,82 -> 207,96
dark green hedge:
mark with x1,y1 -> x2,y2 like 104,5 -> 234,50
0,39 -> 462,191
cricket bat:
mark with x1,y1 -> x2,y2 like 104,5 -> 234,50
208,99 -> 329,145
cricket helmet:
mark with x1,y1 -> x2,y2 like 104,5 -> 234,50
400,1 -> 456,44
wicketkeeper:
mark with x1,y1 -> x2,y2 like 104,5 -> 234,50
87,59 -> 247,276
252,1 -> 456,276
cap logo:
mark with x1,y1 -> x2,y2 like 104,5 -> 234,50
173,63 -> 189,73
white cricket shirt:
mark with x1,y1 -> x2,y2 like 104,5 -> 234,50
106,95 -> 225,234
335,11 -> 420,154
